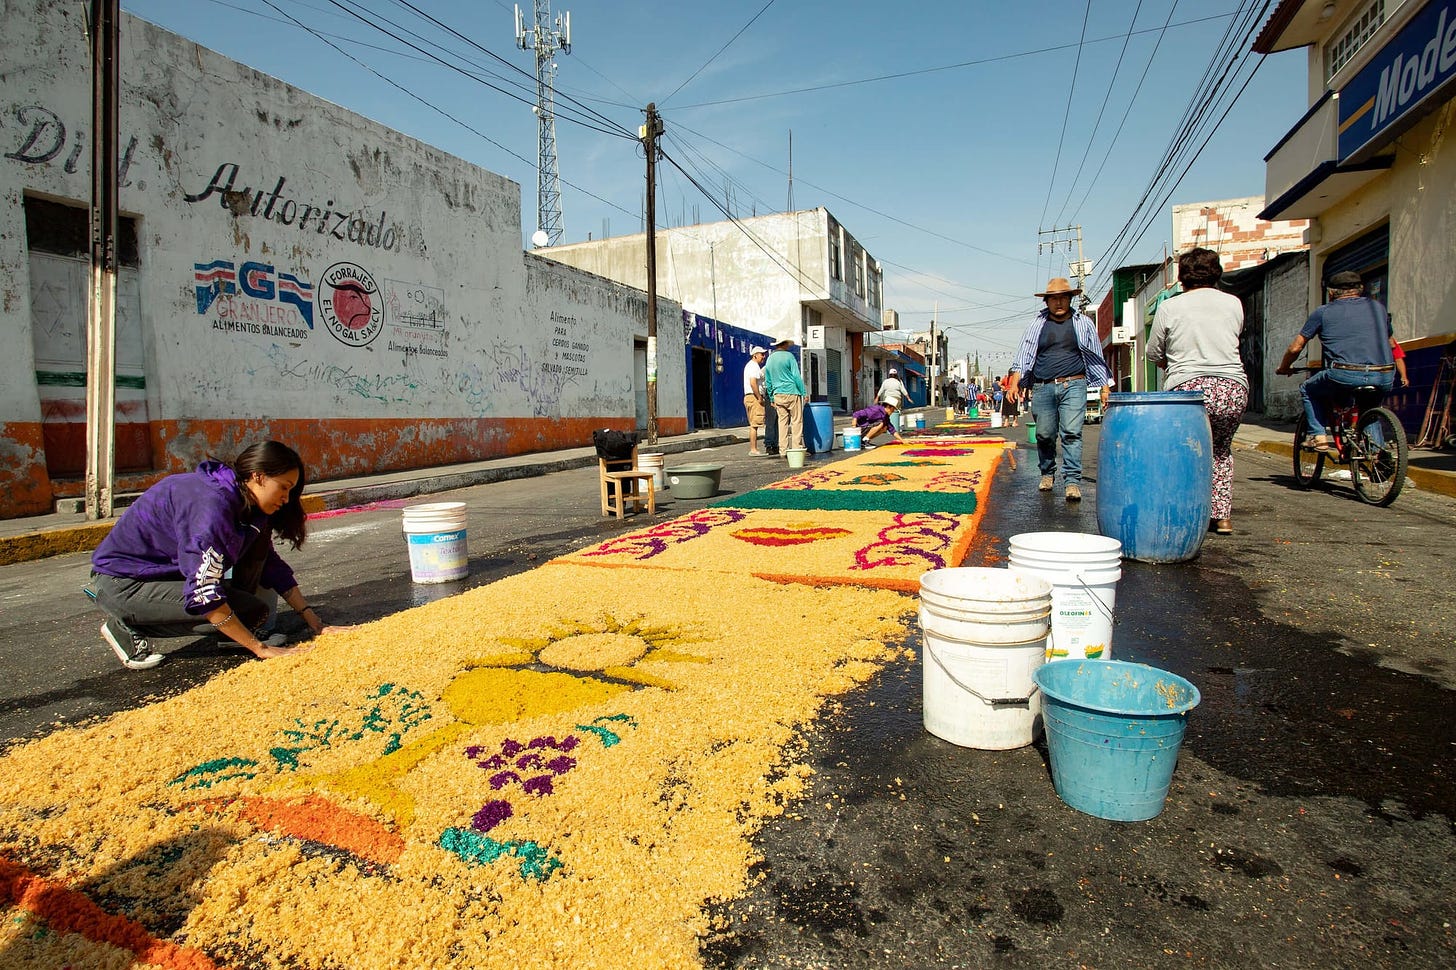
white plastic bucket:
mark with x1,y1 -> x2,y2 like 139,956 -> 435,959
786,448 -> 807,468
1007,532 -> 1122,662
910,413 -> 925,429
638,451 -> 667,489
843,426 -> 863,451
402,502 -> 469,583
990,410 -> 1004,428
918,568 -> 1053,750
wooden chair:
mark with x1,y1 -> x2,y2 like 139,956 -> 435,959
599,444 -> 656,519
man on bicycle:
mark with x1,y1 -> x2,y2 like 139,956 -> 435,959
1275,271 -> 1401,454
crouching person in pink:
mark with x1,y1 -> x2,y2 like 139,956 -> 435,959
88,440 -> 340,669
852,401 -> 902,448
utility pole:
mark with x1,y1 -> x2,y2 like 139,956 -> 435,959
85,0 -> 120,520
1038,225 -> 1093,312
929,303 -> 938,408
641,103 -> 663,445
515,2 -> 570,246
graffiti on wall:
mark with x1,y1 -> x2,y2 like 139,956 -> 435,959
3,104 -> 141,187
195,258 -> 314,340
184,163 -> 406,253
384,280 -> 449,362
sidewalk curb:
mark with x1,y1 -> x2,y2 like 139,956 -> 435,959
0,434 -> 744,567
1249,439 -> 1456,500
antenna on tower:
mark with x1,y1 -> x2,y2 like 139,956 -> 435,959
515,2 -> 571,247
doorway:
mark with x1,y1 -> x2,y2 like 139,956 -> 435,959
690,346 -> 715,429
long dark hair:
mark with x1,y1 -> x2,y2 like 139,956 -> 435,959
234,440 -> 308,548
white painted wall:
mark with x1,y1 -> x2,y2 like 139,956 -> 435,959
0,0 -> 683,512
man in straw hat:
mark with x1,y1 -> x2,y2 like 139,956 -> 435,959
763,335 -> 808,457
1006,278 -> 1113,502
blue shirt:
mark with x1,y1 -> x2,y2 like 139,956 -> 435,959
1009,310 -> 1112,387
763,349 -> 807,396
1300,297 -> 1393,368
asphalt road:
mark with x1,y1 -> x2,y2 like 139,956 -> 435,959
2,430 -> 1454,968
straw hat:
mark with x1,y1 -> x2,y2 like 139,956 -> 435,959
1035,277 -> 1082,298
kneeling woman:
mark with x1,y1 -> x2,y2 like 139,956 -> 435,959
90,440 -> 337,669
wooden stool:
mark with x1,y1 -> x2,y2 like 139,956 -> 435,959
599,446 -> 656,519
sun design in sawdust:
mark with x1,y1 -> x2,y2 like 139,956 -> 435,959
452,614 -> 713,723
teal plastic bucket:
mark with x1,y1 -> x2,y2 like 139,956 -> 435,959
1026,421 -> 1036,443
1032,660 -> 1200,821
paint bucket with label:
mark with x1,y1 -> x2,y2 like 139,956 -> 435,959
1008,531 -> 1121,661
842,426 -> 862,451
919,568 -> 1053,750
402,502 -> 469,583
638,451 -> 667,489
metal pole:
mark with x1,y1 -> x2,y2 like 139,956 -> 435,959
85,0 -> 119,520
642,103 -> 662,445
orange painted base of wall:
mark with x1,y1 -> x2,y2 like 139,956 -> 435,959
2,416 -> 690,520
0,423 -> 54,518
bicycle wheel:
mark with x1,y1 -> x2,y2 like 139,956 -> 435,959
1349,407 -> 1408,506
1292,414 -> 1324,488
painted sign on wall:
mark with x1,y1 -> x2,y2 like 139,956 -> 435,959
1339,0 -> 1456,160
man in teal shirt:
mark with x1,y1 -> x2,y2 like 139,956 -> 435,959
763,336 -> 807,456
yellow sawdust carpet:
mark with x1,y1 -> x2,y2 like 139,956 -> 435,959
0,438 -> 1007,969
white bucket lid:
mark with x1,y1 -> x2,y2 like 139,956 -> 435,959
1009,531 -> 1121,557
919,567 -> 1052,603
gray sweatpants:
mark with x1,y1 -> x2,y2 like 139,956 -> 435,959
90,538 -> 273,640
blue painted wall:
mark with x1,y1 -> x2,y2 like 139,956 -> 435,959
683,312 -> 778,430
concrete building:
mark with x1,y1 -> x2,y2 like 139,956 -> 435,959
1254,0 -> 1456,428
0,1 -> 685,519
1094,196 -> 1311,409
537,209 -> 885,413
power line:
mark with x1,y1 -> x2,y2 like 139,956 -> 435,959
1037,0 -> 1092,231
661,0 -> 778,107
671,11 -> 1241,110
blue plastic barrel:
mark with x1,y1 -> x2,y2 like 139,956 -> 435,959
806,402 -> 835,454
1033,660 -> 1200,821
1095,391 -> 1212,562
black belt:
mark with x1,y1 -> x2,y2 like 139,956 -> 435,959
1331,362 -> 1393,372
1047,374 -> 1086,384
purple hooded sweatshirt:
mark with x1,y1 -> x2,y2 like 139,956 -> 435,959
91,461 -> 297,615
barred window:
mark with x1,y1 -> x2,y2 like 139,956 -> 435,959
1325,0 -> 1386,81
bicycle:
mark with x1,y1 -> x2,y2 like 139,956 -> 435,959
1289,365 -> 1408,506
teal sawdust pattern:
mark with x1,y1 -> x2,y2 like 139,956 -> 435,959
437,826 -> 564,881
712,487 -> 976,515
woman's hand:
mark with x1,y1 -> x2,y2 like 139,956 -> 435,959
253,640 -> 314,660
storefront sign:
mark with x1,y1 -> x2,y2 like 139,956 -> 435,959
1339,0 -> 1456,161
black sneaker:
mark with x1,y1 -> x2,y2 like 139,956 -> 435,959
100,618 -> 163,670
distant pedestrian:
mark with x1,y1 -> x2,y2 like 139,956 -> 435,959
88,440 -> 344,669
743,346 -> 769,456
1145,247 -> 1248,536
1006,278 -> 1113,502
876,368 -> 906,409
763,336 -> 808,455
999,373 -> 1020,427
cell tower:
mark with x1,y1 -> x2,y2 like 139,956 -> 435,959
515,2 -> 571,247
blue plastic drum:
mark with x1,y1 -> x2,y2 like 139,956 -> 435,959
1096,391 -> 1212,562
806,402 -> 835,454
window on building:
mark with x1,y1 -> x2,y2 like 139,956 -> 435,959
24,195 -> 139,265
1325,0 -> 1386,81
828,220 -> 842,281
867,261 -> 883,312
852,247 -> 865,298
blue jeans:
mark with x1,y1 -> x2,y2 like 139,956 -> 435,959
1030,379 -> 1087,484
1300,368 -> 1394,437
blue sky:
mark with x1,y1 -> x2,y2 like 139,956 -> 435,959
122,0 -> 1309,370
